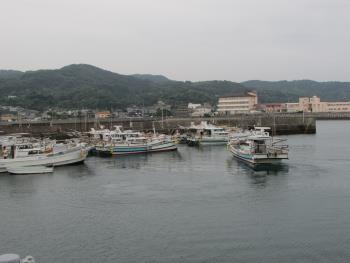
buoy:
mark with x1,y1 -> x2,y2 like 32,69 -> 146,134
0,254 -> 20,263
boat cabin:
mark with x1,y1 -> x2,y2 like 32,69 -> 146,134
187,121 -> 228,137
0,141 -> 52,159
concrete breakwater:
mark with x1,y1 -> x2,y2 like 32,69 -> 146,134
0,114 -> 316,136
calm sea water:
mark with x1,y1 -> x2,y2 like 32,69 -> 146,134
1,120 -> 350,263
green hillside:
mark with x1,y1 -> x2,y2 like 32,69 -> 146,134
0,64 -> 246,110
2,64 -> 350,111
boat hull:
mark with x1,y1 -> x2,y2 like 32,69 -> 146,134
199,140 -> 228,146
230,147 -> 288,165
110,142 -> 177,155
7,166 -> 54,174
0,147 -> 88,173
187,138 -> 228,146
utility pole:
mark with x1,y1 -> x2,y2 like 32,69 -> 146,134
84,111 -> 87,132
161,107 -> 164,129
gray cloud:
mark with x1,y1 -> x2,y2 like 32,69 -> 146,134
0,0 -> 349,81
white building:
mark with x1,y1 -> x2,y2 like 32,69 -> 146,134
188,103 -> 202,109
285,96 -> 350,113
191,106 -> 212,117
217,91 -> 258,114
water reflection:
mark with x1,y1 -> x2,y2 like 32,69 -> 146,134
226,156 -> 289,187
108,154 -> 150,169
227,156 -> 289,172
196,144 -> 227,152
94,150 -> 184,170
59,163 -> 96,178
0,172 -> 50,198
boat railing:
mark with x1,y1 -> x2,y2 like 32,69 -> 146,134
267,144 -> 289,153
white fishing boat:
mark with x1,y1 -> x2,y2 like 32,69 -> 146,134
89,126 -> 142,142
97,135 -> 177,155
0,136 -> 54,158
89,125 -> 111,141
0,141 -> 88,173
228,127 -> 289,165
186,121 -> 229,146
7,166 -> 54,174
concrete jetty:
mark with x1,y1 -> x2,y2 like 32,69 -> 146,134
0,113 -> 316,136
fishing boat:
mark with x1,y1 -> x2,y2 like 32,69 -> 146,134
89,126 -> 111,141
89,126 -> 142,142
228,127 -> 288,165
0,140 -> 88,173
93,125 -> 177,156
7,166 -> 54,174
186,121 -> 229,146
97,135 -> 177,155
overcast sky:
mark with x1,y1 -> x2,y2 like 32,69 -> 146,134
0,0 -> 349,81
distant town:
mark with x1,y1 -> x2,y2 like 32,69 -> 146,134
1,91 -> 350,123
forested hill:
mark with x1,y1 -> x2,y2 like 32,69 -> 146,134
131,74 -> 171,83
0,64 -> 246,110
1,64 -> 350,111
0,70 -> 23,79
241,80 -> 350,103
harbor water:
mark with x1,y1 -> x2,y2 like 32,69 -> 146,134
1,120 -> 350,263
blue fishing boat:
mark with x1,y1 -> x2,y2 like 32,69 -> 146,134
94,126 -> 177,156
111,137 -> 176,155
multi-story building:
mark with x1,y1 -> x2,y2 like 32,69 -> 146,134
263,103 -> 285,113
268,96 -> 350,113
309,96 -> 350,112
298,97 -> 312,112
285,103 -> 302,112
217,91 -> 258,115
324,102 -> 350,112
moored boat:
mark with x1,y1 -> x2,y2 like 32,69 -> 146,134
98,136 -> 177,156
228,127 -> 289,165
93,125 -> 177,156
0,140 -> 88,173
186,121 -> 229,146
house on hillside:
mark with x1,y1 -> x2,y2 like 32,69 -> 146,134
173,106 -> 192,117
126,106 -> 143,117
95,111 -> 111,119
188,103 -> 202,109
0,113 -> 17,122
191,103 -> 213,117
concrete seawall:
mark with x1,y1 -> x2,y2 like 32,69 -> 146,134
0,114 -> 316,136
